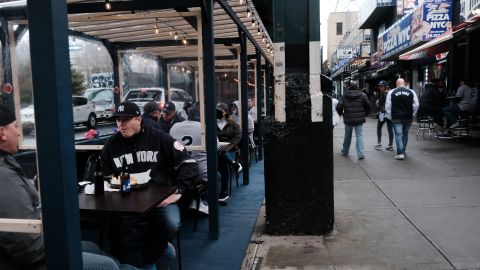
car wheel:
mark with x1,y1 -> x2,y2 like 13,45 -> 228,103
86,113 -> 97,129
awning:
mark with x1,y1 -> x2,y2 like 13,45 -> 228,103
399,29 -> 452,60
399,14 -> 480,61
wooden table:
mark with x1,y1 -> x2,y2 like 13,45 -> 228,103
79,184 -> 176,259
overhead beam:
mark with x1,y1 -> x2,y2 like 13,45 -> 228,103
164,54 -> 257,62
114,37 -> 240,49
216,0 -> 272,65
67,0 -> 202,14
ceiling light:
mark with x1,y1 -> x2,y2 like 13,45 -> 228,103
247,8 -> 251,18
257,28 -> 261,36
182,34 -> 188,45
155,18 -> 159,34
174,32 -> 178,40
252,20 -> 256,27
105,0 -> 111,11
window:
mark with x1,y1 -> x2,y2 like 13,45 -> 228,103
336,22 -> 343,35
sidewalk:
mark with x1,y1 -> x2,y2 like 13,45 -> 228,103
244,118 -> 480,270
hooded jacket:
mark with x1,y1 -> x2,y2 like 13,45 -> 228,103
102,125 -> 198,194
336,89 -> 371,125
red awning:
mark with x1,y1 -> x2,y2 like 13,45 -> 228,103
399,15 -> 480,61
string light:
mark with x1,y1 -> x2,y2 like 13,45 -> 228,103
154,18 -> 159,34
182,67 -> 185,72
129,55 -> 133,60
174,31 -> 178,40
247,8 -> 251,18
97,45 -> 101,51
182,33 -> 188,45
257,28 -> 261,36
252,19 -> 256,27
105,0 -> 111,10
262,35 -> 266,42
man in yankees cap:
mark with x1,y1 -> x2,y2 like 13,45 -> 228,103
102,101 -> 198,267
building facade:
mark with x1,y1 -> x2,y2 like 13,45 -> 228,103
327,11 -> 358,65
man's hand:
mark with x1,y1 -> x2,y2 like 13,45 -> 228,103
157,193 -> 182,207
219,143 -> 234,152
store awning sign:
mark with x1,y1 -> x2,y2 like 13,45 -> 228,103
379,12 -> 413,59
422,0 -> 453,39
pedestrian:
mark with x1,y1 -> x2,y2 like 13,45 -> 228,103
102,101 -> 198,267
336,82 -> 371,159
374,80 -> 394,151
332,95 -> 340,128
0,103 -> 140,270
385,78 -> 419,160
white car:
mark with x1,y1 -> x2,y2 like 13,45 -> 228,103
124,87 -> 165,114
20,96 -> 97,135
83,88 -> 114,120
169,88 -> 192,119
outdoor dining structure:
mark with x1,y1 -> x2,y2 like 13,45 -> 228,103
0,0 -> 275,268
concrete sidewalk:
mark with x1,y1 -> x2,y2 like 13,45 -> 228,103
244,118 -> 480,270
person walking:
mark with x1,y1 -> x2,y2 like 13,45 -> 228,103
385,78 -> 419,160
374,80 -> 394,151
336,82 -> 371,159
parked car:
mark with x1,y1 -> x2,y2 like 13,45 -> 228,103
169,88 -> 192,119
83,88 -> 114,120
20,96 -> 97,135
20,105 -> 35,135
124,87 -> 165,113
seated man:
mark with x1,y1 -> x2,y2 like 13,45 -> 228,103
141,101 -> 162,130
230,100 -> 255,148
158,101 -> 185,133
102,101 -> 198,267
418,79 -> 446,127
442,79 -> 479,129
0,104 -> 138,270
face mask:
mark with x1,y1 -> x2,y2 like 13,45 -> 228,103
216,110 -> 224,119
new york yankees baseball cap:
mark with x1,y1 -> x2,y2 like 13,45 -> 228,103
113,101 -> 141,117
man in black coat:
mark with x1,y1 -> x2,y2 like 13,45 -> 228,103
336,82 -> 371,159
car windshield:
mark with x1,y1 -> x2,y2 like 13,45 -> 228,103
91,90 -> 112,104
84,88 -> 110,100
125,90 -> 163,102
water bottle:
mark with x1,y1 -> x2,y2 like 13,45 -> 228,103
94,155 -> 104,195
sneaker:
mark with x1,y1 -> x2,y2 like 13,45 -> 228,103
385,146 -> 394,151
235,162 -> 243,173
433,123 -> 444,132
394,154 -> 405,160
374,144 -> 382,149
449,122 -> 459,129
358,156 -> 365,160
198,200 -> 209,215
218,192 -> 229,202
162,242 -> 176,261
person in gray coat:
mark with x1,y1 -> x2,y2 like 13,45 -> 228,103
336,82 -> 371,159
0,104 -> 139,270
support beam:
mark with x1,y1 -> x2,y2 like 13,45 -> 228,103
67,0 -> 202,14
216,0 -> 272,66
114,38 -> 240,50
164,54 -> 257,63
26,0 -> 82,269
255,49 -> 263,160
239,28 -> 249,185
0,18 -> 13,107
104,41 -> 122,106
200,2 -> 220,240
264,61 -> 271,116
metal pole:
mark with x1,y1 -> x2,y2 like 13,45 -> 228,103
200,0 -> 219,240
239,28 -> 249,185
256,50 -> 264,160
26,0 -> 82,268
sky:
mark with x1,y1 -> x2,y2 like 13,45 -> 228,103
320,0 -> 366,62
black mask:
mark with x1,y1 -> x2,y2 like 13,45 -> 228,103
216,110 -> 224,119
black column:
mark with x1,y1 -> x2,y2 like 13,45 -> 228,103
264,61 -> 271,116
239,29 -> 249,185
0,18 -> 13,107
202,0 -> 219,240
256,50 -> 264,160
162,61 -> 169,101
26,0 -> 83,268
104,42 -> 121,106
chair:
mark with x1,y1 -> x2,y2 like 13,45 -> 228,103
190,178 -> 208,232
228,148 -> 240,196
416,115 -> 435,140
452,113 -> 470,142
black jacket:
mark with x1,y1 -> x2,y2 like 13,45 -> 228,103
418,84 -> 446,115
102,125 -> 198,193
217,119 -> 242,146
142,113 -> 163,131
336,89 -> 371,125
158,113 -> 185,133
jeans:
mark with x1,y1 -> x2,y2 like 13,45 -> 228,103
442,103 -> 462,127
342,124 -> 364,158
81,241 -> 139,270
218,150 -> 236,194
392,121 -> 412,155
122,204 -> 180,265
377,118 -> 393,146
